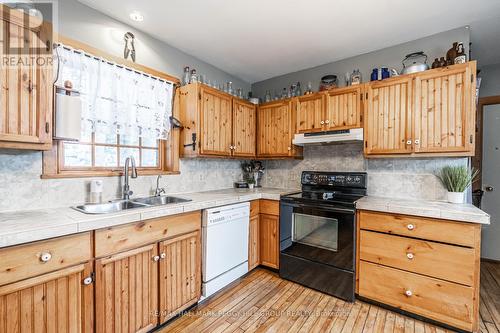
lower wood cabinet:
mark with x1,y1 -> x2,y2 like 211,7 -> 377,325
259,213 -> 279,269
95,244 -> 159,333
357,210 -> 481,332
0,262 -> 93,333
248,214 -> 260,270
159,231 -> 201,324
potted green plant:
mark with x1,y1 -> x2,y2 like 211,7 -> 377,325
438,166 -> 479,204
247,177 -> 255,189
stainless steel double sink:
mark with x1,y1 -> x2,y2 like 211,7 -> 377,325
73,196 -> 191,214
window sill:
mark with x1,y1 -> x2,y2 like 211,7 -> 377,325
41,170 -> 180,179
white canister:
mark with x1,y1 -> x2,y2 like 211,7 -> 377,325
90,180 -> 104,203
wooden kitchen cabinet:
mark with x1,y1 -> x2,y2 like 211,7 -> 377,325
296,93 -> 325,133
0,9 -> 53,150
232,99 -> 257,157
95,244 -> 159,333
159,231 -> 201,323
259,214 -> 279,269
0,262 -> 93,333
364,76 -> 413,155
364,62 -> 476,157
413,62 -> 476,154
257,100 -> 302,158
325,85 -> 364,130
179,83 -> 256,158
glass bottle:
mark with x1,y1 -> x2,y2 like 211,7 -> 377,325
296,82 -> 302,96
189,69 -> 197,84
281,88 -> 287,99
182,66 -> 190,86
226,81 -> 233,95
264,90 -> 271,102
306,81 -> 313,94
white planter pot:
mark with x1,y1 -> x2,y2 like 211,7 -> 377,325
447,191 -> 464,204
248,184 -> 255,189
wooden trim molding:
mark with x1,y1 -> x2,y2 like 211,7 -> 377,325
42,34 -> 181,178
473,95 -> 500,191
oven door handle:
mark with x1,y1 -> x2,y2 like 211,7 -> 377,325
284,202 -> 355,215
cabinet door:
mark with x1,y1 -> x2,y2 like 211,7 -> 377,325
0,18 -> 52,149
296,94 -> 325,133
325,85 -> 363,130
232,99 -> 256,157
0,263 -> 92,333
413,63 -> 475,154
158,231 -> 201,324
257,101 -> 292,157
259,214 -> 279,269
95,244 -> 158,333
365,77 -> 413,155
248,215 -> 260,270
200,86 -> 232,156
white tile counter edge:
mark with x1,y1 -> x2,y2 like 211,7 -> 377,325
0,188 -> 299,248
355,196 -> 490,224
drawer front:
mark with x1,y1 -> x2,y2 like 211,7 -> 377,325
259,199 -> 279,216
95,211 -> 201,257
0,232 -> 91,286
359,261 -> 474,332
360,230 -> 475,286
359,210 -> 476,247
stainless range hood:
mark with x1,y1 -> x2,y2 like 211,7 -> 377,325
292,128 -> 363,146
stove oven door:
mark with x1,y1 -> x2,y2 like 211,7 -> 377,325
279,200 -> 355,271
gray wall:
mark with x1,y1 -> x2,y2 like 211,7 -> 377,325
479,63 -> 500,97
251,27 -> 469,98
58,0 -> 251,92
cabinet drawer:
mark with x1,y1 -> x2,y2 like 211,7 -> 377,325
359,261 -> 474,332
95,211 -> 201,257
0,232 -> 91,286
359,210 -> 476,247
260,199 -> 279,216
360,230 -> 475,285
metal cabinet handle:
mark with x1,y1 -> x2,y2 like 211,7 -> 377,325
406,253 -> 414,260
40,252 -> 52,263
152,255 -> 160,262
160,252 -> 166,259
407,224 -> 415,230
405,290 -> 413,297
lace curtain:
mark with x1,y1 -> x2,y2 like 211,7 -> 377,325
55,44 -> 173,140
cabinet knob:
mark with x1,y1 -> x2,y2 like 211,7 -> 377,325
325,120 -> 330,124
405,290 -> 413,297
320,120 -> 325,125
39,252 -> 52,263
152,255 -> 160,262
406,252 -> 414,260
160,252 -> 166,259
287,147 -> 292,151
407,224 -> 415,230
83,276 -> 93,285
414,139 -> 420,144
406,140 -> 412,145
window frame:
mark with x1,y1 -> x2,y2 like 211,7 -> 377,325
42,34 -> 180,179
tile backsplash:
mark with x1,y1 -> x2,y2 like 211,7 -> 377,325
0,144 -> 467,212
261,143 -> 468,201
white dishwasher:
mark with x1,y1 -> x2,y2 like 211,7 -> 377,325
202,202 -> 249,298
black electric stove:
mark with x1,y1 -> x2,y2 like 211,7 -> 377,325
279,171 -> 367,302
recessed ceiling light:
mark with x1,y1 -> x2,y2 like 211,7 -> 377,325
129,11 -> 144,22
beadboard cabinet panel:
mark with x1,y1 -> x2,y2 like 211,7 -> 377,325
257,101 -> 293,157
325,85 -> 364,130
296,94 -> 325,133
232,99 -> 257,157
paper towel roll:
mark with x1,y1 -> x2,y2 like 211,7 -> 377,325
55,93 -> 82,141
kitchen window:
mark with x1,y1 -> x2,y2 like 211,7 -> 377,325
42,38 -> 180,178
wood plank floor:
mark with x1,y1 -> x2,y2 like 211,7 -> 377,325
159,261 -> 500,333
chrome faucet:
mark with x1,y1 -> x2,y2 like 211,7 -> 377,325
154,175 -> 166,197
122,157 -> 138,200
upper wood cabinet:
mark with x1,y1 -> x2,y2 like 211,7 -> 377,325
413,62 -> 475,154
296,93 -> 325,133
0,9 -> 53,150
325,85 -> 364,130
364,76 -> 413,155
179,83 -> 256,158
257,99 -> 302,158
232,99 -> 257,158
364,62 -> 476,157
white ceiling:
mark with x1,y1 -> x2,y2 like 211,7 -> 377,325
78,0 -> 500,83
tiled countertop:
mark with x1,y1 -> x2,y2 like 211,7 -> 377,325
356,196 -> 490,224
0,188 -> 299,248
